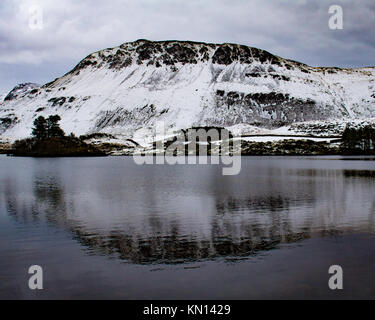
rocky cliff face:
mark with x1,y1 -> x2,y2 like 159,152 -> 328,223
0,39 -> 374,141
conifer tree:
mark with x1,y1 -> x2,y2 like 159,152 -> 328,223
32,116 -> 48,140
46,115 -> 65,138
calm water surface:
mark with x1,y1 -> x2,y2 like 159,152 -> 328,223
1,155 -> 375,299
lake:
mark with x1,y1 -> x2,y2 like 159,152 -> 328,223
1,155 -> 375,299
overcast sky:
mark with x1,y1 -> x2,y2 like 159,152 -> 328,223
0,0 -> 374,93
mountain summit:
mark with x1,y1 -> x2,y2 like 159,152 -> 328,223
1,40 -> 374,141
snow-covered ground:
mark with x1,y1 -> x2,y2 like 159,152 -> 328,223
236,136 -> 339,143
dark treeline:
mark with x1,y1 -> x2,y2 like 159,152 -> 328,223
9,115 -> 105,157
341,125 -> 375,154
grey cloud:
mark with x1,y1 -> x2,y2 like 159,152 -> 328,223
0,0 -> 374,93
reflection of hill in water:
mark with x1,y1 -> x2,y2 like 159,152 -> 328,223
2,160 -> 375,264
71,221 -> 311,264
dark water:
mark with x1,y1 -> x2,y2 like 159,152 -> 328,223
1,155 -> 375,300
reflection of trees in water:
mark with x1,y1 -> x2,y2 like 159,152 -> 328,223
343,170 -> 375,178
32,177 -> 68,224
3,166 -> 375,265
290,168 -> 375,179
3,179 -> 33,222
5,174 -> 70,227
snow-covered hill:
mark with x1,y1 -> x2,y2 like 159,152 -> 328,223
3,83 -> 40,102
1,39 -> 375,142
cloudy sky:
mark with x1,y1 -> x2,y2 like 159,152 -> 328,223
0,0 -> 374,93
